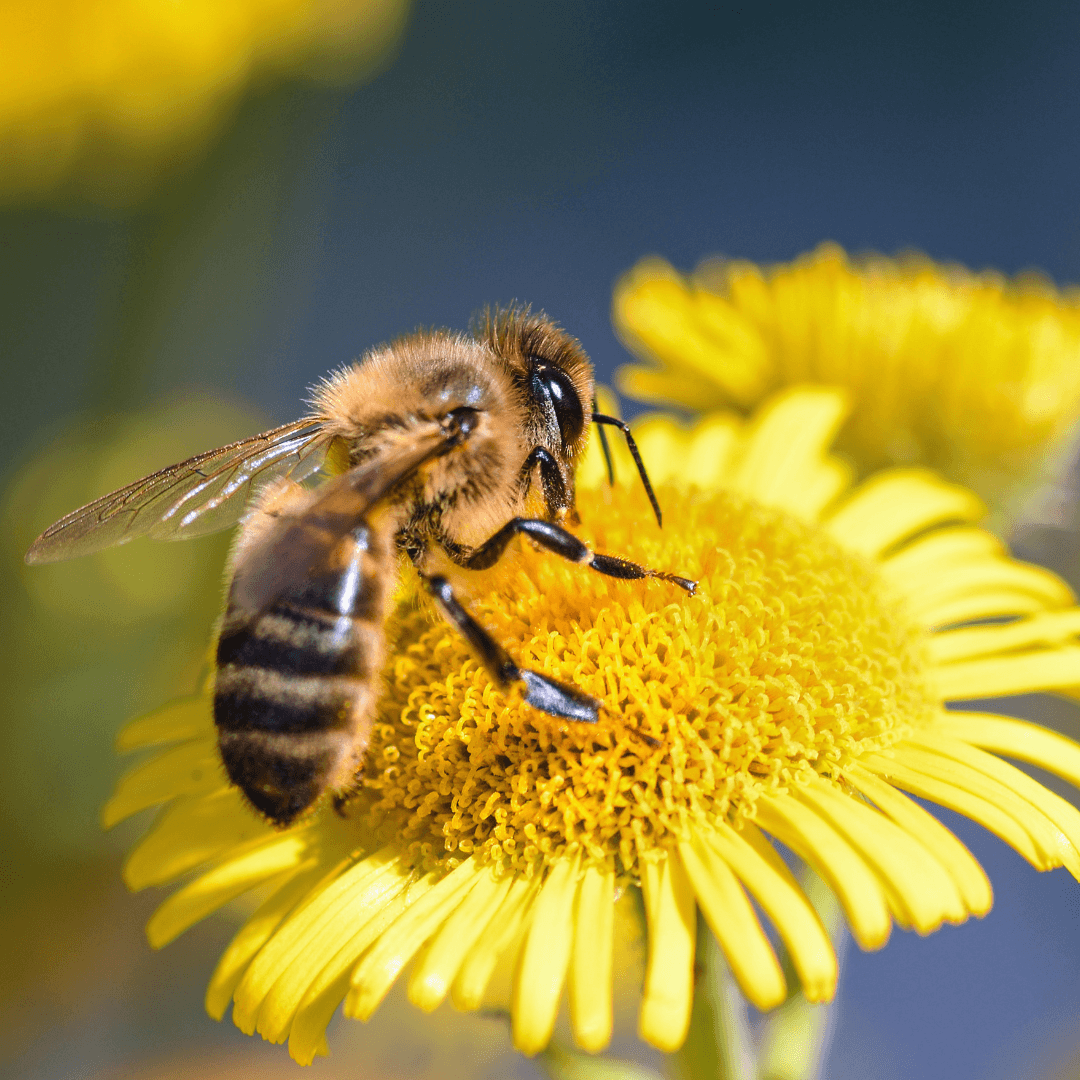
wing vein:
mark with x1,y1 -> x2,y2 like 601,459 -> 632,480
26,420 -> 332,564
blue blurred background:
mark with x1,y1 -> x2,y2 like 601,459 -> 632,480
4,2 -> 1080,1078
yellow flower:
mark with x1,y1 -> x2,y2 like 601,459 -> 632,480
0,0 -> 409,204
614,244 -> 1080,510
106,387 -> 1080,1064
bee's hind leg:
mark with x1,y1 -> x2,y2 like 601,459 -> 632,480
423,574 -> 600,723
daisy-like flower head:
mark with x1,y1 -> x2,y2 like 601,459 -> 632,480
107,387 -> 1080,1064
614,244 -> 1080,508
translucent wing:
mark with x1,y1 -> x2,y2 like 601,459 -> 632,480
26,419 -> 333,564
228,422 -> 453,617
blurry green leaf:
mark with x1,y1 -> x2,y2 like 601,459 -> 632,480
540,1043 -> 664,1080
0,393 -> 264,857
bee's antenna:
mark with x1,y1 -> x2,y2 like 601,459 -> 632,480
592,396 -> 616,486
592,413 -> 662,528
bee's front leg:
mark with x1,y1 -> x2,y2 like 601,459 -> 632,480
453,518 -> 697,595
422,574 -> 600,723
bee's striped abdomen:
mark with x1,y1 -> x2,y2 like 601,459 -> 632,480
214,523 -> 389,827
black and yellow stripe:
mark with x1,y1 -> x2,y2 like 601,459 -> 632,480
214,537 -> 387,826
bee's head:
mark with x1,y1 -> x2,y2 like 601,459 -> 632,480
478,305 -> 594,475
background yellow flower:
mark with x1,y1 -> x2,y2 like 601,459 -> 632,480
0,0 -> 409,204
614,245 -> 1080,517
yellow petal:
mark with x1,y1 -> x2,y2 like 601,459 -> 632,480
880,527 -> 1002,584
779,457 -> 853,523
206,860 -> 333,1022
890,743 -> 1076,873
568,861 -> 615,1053
688,285 -> 773,402
452,875 -> 539,1012
256,872 -> 413,1044
844,764 -> 992,916
116,694 -> 212,751
616,363 -> 730,413
686,414 -> 743,489
731,387 -> 849,513
231,847 -> 404,1035
916,589 -> 1047,630
738,821 -> 804,884
795,777 -> 966,932
613,263 -> 770,406
861,751 -> 1050,870
512,854 -> 582,1056
754,793 -> 892,950
936,712 -> 1080,789
346,858 -> 483,1021
825,469 -> 983,557
408,866 -> 512,1013
147,832 -> 313,949
123,788 -> 271,891
706,822 -> 837,1002
630,417 -> 694,487
638,853 -> 696,1053
614,412 -> 748,493
927,610 -> 1080,665
906,730 -> 1080,882
677,837 -> 787,1010
287,884 -> 418,1065
905,563 -> 1073,624
102,737 -> 221,827
930,646 -> 1080,701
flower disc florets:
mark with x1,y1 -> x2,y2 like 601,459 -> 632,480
355,485 -> 933,881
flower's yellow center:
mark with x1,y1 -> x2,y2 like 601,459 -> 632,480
353,485 -> 934,881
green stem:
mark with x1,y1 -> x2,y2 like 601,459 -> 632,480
538,1043 -> 663,1080
540,865 -> 847,1080
674,911 -> 754,1080
757,869 -> 848,1080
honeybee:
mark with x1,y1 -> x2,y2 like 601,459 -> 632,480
27,309 -> 695,827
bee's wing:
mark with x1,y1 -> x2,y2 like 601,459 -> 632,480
25,419 -> 333,565
229,424 -> 451,618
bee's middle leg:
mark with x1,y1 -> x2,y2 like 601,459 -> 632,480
453,518 -> 697,594
422,574 -> 600,723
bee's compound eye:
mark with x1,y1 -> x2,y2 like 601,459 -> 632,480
531,364 -> 585,447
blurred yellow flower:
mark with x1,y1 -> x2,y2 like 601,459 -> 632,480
614,245 -> 1080,510
107,388 -> 1080,1063
0,0 -> 409,204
